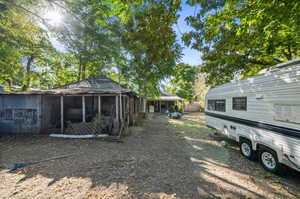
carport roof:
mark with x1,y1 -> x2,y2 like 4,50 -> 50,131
148,92 -> 182,101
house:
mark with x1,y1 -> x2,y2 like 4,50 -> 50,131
147,92 -> 183,113
0,76 -> 144,135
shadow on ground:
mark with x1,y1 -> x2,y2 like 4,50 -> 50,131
172,113 -> 300,199
0,113 -> 300,199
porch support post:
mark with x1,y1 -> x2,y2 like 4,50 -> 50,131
159,101 -> 162,113
120,94 -> 123,121
116,95 -> 119,121
127,96 -> 129,114
60,96 -> 64,133
98,96 -> 101,115
82,96 -> 86,122
126,96 -> 129,121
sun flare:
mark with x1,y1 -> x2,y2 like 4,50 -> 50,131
44,10 -> 63,26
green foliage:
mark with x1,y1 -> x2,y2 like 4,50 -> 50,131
193,71 -> 208,110
0,0 -> 62,90
184,0 -> 300,86
169,63 -> 197,101
119,0 -> 182,97
0,0 -> 182,97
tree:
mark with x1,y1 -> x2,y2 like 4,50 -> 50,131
0,0 -> 60,90
51,0 -> 182,97
169,63 -> 197,101
183,0 -> 300,86
0,0 -> 182,97
120,0 -> 182,97
193,71 -> 208,110
51,0 -> 117,81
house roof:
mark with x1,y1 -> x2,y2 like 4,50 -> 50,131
159,95 -> 182,101
149,91 -> 182,101
0,76 -> 137,96
51,76 -> 132,95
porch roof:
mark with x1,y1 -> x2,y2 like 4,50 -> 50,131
0,76 -> 137,96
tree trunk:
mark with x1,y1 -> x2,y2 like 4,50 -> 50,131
287,44 -> 292,60
5,78 -> 12,91
23,55 -> 34,91
78,54 -> 82,81
82,64 -> 86,80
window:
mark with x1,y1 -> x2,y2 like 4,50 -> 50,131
207,100 -> 215,111
233,97 -> 247,111
215,100 -> 226,112
207,99 -> 226,112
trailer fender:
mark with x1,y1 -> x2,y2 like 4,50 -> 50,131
238,136 -> 257,151
236,127 -> 253,143
256,143 -> 283,162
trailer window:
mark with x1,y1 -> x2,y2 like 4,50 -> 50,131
215,100 -> 226,112
233,97 -> 247,111
207,99 -> 226,112
207,100 -> 215,111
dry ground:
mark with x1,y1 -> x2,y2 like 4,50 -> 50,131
1,113 -> 300,199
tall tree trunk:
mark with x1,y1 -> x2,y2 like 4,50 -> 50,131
287,44 -> 292,60
23,55 -> 34,91
5,77 -> 12,91
82,64 -> 86,80
283,44 -> 293,60
78,54 -> 82,81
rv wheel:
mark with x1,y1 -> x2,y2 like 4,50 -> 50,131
239,139 -> 256,160
259,147 -> 281,174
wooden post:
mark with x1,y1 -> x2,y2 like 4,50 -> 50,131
126,96 -> 129,120
82,96 -> 86,122
138,97 -> 141,112
127,96 -> 130,125
60,96 -> 64,133
116,95 -> 119,121
98,96 -> 101,115
120,94 -> 123,121
127,96 -> 129,114
159,101 -> 162,113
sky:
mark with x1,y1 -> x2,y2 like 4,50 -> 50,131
174,3 -> 202,66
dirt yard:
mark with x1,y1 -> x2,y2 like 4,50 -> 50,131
1,113 -> 300,199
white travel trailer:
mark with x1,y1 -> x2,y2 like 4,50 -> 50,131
205,59 -> 300,173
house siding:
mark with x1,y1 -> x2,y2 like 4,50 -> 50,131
0,95 -> 42,134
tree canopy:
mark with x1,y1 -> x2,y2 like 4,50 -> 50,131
3,0 -> 297,95
168,63 -> 197,101
0,0 -> 58,89
183,0 -> 300,86
0,0 -> 182,97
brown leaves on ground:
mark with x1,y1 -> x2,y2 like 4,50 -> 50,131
1,113 -> 300,199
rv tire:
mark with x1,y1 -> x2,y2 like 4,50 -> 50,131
239,139 -> 256,160
259,147 -> 281,174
